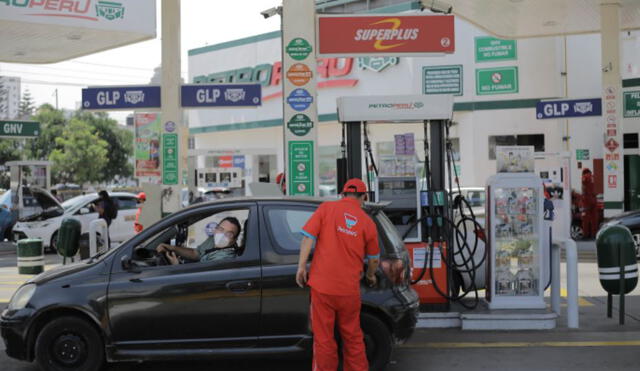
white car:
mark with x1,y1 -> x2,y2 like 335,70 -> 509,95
13,192 -> 139,251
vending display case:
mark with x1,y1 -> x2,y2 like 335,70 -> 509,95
486,173 -> 546,309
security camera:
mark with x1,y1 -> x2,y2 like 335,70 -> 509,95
420,0 -> 452,14
260,6 -> 282,19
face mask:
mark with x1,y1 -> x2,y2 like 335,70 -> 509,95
214,233 -> 230,248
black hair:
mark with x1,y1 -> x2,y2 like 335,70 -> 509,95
98,190 -> 110,200
220,216 -> 242,239
344,192 -> 366,198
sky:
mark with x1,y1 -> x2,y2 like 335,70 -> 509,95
0,0 -> 283,124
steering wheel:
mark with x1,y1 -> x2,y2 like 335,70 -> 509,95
154,249 -> 171,266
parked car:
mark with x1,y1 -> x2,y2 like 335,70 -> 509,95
599,210 -> 640,258
12,192 -> 139,252
1,197 -> 419,371
0,187 -> 64,242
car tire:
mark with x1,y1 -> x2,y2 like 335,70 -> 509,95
35,316 -> 105,371
361,312 -> 392,371
570,224 -> 584,240
48,231 -> 58,254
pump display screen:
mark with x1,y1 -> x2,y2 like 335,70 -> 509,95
377,176 -> 420,241
205,173 -> 217,183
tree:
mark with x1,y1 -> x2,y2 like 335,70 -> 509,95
28,104 -> 66,162
18,90 -> 36,119
73,111 -> 134,183
0,140 -> 22,189
50,119 -> 109,185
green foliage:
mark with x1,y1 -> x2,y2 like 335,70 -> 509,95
28,104 -> 66,161
50,119 -> 109,185
18,90 -> 36,119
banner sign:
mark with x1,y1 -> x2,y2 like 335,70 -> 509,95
475,37 -> 517,62
135,113 -> 161,178
162,133 -> 179,185
181,84 -> 261,107
423,65 -> 462,96
82,86 -> 161,110
623,91 -> 640,118
536,98 -> 602,119
317,15 -> 455,56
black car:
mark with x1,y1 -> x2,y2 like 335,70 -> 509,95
1,197 -> 419,371
600,209 -> 640,257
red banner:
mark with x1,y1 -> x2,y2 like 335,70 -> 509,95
317,15 -> 455,56
218,156 -> 233,168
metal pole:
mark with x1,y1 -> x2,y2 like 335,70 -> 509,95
551,243 -> 561,315
618,242 -> 625,325
564,238 -> 579,328
346,121 -> 362,180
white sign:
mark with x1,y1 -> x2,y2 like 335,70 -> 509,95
337,94 -> 454,122
412,247 -> 441,269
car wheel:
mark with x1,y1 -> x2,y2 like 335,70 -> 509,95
361,313 -> 392,371
48,231 -> 58,254
571,224 -> 584,240
35,316 -> 105,371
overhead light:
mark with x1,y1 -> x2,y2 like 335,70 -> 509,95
543,20 -> 558,27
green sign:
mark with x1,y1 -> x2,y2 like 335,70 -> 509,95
286,38 -> 312,61
162,133 -> 178,185
287,114 -> 314,136
288,141 -> 314,196
423,65 -> 462,96
623,91 -> 640,118
476,67 -> 519,95
576,149 -> 590,161
0,120 -> 40,138
475,37 -> 517,62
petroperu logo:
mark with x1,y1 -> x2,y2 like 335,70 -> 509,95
354,18 -> 419,51
368,102 -> 424,110
224,88 -> 246,103
124,90 -> 144,105
344,213 -> 358,229
2,0 -> 125,22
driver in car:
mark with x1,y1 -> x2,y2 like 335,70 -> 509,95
156,217 -> 242,265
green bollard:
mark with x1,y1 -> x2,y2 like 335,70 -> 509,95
596,225 -> 638,325
57,218 -> 82,264
17,239 -> 44,275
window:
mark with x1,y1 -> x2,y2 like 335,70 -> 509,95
319,145 -> 341,196
623,133 -> 639,149
265,207 -> 315,253
116,197 -> 138,210
187,209 -> 249,252
489,134 -> 544,159
449,138 -> 460,161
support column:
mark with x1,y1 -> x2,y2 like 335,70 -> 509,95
346,121 -> 362,180
160,0 -> 185,212
601,1 -> 624,217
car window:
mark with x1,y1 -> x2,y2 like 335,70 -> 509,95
265,207 -> 315,253
116,196 -> 138,210
467,191 -> 486,207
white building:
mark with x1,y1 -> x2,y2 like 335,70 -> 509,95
188,5 -> 640,209
0,76 -> 21,120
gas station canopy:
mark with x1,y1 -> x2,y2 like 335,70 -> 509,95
438,0 -> 640,38
0,0 -> 156,63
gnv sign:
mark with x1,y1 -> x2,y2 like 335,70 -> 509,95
181,84 -> 261,107
82,86 -> 161,110
536,98 -> 602,119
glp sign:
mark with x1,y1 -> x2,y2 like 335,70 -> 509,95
536,98 -> 602,119
82,86 -> 161,110
181,84 -> 261,107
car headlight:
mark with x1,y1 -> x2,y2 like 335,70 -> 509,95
8,284 -> 36,311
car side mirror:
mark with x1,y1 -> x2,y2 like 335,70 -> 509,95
121,255 -> 140,273
79,207 -> 90,215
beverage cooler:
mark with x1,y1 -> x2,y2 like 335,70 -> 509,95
486,173 -> 546,309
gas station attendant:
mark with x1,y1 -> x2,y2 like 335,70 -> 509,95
296,178 -> 380,371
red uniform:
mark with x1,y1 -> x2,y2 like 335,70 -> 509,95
581,169 -> 598,239
302,197 -> 379,371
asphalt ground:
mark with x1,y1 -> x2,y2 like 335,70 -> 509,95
1,241 -> 639,371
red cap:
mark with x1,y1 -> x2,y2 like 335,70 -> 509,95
342,178 -> 367,194
137,192 -> 146,201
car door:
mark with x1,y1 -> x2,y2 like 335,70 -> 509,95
107,202 -> 261,351
258,201 -> 316,348
112,195 -> 138,242
73,198 -> 100,233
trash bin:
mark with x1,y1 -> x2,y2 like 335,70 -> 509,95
596,225 -> 638,295
17,239 -> 44,275
57,218 -> 81,260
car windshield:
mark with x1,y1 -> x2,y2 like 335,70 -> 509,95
0,190 -> 11,208
373,211 -> 405,259
62,195 -> 95,211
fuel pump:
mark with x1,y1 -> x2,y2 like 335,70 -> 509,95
336,95 -> 486,311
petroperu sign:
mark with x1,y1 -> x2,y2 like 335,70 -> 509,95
317,15 -> 455,56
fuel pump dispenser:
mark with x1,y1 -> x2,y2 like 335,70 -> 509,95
336,95 -> 486,311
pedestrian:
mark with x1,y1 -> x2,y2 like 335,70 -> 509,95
95,191 -> 118,247
580,168 -> 598,239
51,189 -> 62,202
134,192 -> 145,233
296,178 -> 380,371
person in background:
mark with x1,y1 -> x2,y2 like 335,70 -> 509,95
580,168 -> 598,239
51,189 -> 62,203
296,178 -> 380,371
134,192 -> 146,233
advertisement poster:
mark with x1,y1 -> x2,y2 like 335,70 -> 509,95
496,146 -> 534,173
135,113 -> 161,179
